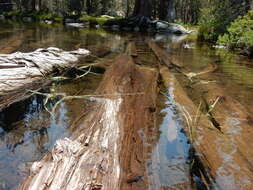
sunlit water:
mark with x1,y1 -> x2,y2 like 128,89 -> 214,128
0,22 -> 252,190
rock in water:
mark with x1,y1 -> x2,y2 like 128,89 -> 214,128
101,15 -> 115,19
167,23 -> 189,34
22,17 -> 33,22
156,21 -> 169,30
156,21 -> 194,34
0,15 -> 5,21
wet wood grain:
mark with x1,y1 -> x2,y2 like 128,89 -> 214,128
0,48 -> 90,110
160,66 -> 253,190
19,55 -> 158,190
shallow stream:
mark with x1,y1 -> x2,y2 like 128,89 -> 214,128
0,22 -> 253,190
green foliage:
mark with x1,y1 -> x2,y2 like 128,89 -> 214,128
3,10 -> 22,18
37,12 -> 63,22
80,15 -> 114,26
218,10 -> 253,54
198,7 -> 218,42
2,10 -> 63,22
198,0 -> 250,42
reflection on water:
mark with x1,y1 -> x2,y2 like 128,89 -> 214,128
0,93 -> 69,189
158,35 -> 253,114
149,86 -> 191,189
0,22 -> 125,190
0,74 -> 103,190
0,21 -> 253,190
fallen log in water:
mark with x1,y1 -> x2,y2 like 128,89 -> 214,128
148,41 -> 219,80
160,66 -> 253,190
0,47 -> 90,110
195,74 -> 253,167
148,41 -> 183,69
19,55 -> 158,190
0,30 -> 33,54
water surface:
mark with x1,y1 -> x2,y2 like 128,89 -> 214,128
0,22 -> 253,190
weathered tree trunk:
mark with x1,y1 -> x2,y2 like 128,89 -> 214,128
133,0 -> 152,18
0,47 -> 89,110
149,40 -> 253,189
160,66 -> 253,190
19,55 -> 158,190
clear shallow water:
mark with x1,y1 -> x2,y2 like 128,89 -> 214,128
0,22 -> 253,190
157,35 -> 253,113
149,87 -> 191,190
0,74 -> 103,190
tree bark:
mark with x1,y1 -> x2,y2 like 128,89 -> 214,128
133,0 -> 152,18
19,55 -> 158,190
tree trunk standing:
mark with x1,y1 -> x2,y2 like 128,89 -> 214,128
174,0 -> 200,24
31,0 -> 36,11
152,0 -> 157,19
126,0 -> 130,17
166,0 -> 175,22
133,0 -> 152,18
159,0 -> 175,22
86,0 -> 91,14
37,0 -> 42,11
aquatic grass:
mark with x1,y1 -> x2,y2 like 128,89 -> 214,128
206,96 -> 220,115
29,90 -> 144,117
177,102 -> 202,144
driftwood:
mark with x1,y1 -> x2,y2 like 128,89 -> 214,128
160,66 -> 253,190
0,47 -> 90,110
19,55 -> 158,190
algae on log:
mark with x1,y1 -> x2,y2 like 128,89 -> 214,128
0,47 -> 90,110
19,55 -> 158,190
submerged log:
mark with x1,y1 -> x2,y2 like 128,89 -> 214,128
148,41 -> 183,69
160,66 -> 253,190
19,55 -> 158,190
196,74 -> 253,170
0,47 -> 90,110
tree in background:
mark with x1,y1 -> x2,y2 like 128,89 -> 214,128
175,0 -> 200,24
198,0 -> 251,41
159,0 -> 176,22
132,0 -> 152,18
